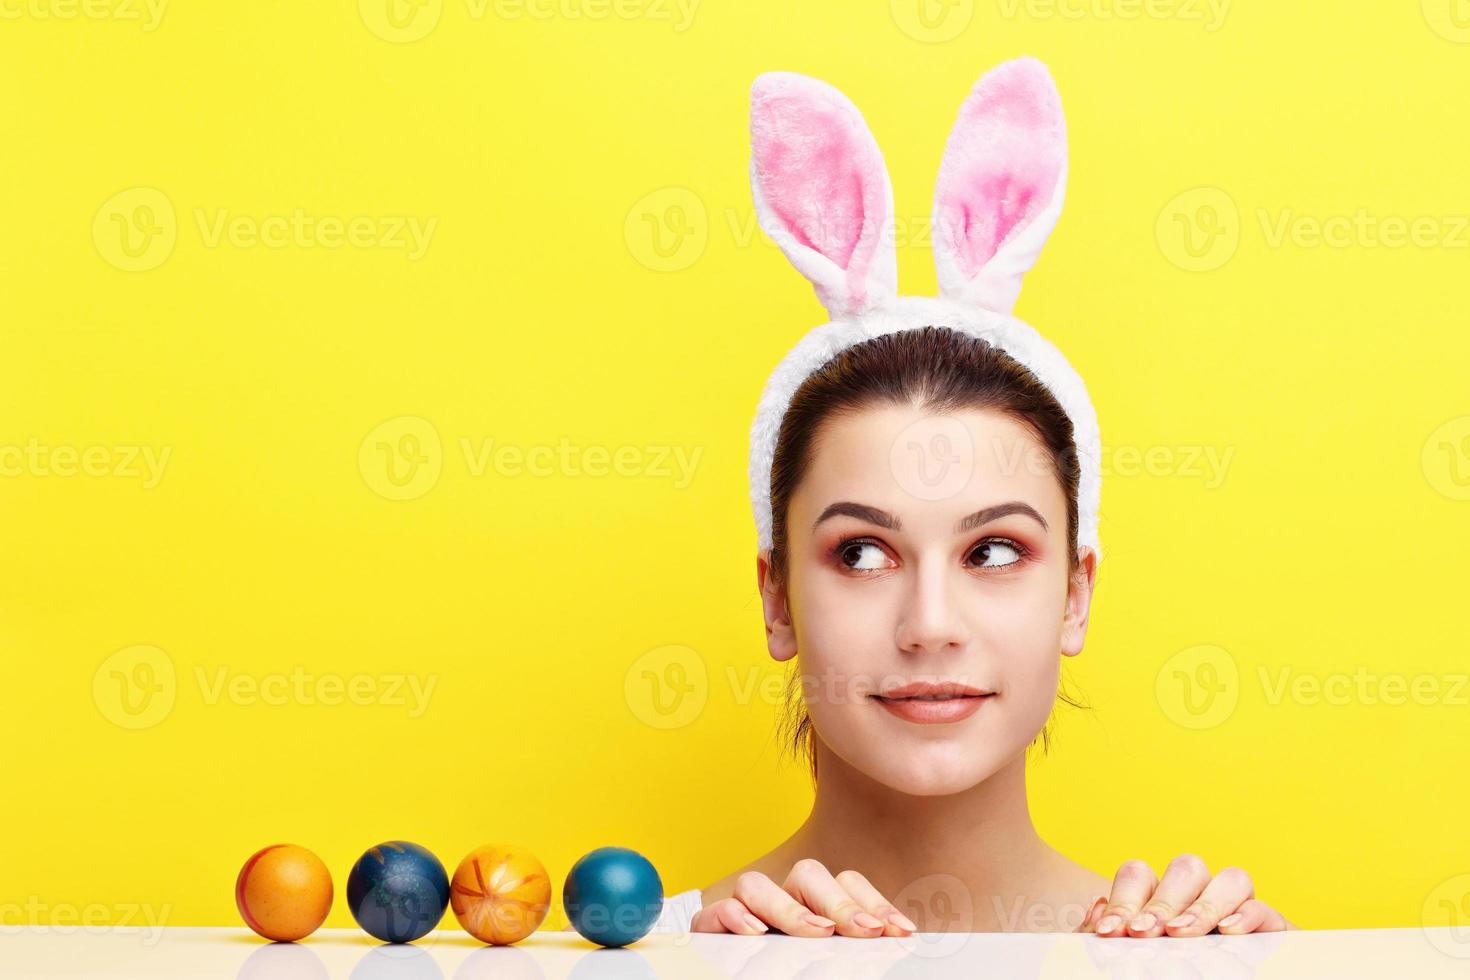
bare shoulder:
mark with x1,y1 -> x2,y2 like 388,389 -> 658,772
1013,846 -> 1112,918
1052,854 -> 1112,905
697,845 -> 802,906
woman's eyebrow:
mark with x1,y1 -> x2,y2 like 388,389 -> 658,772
812,501 -> 1049,534
812,501 -> 900,531
956,502 -> 1049,534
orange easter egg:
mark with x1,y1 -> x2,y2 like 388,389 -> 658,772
450,844 -> 552,944
235,844 -> 333,942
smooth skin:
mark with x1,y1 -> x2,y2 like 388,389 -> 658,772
691,404 -> 1292,938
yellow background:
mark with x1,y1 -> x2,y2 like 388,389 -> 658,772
2,0 -> 1468,934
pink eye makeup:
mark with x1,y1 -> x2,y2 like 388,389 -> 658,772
825,534 -> 1036,574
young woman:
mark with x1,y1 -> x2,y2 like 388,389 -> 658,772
649,58 -> 1293,939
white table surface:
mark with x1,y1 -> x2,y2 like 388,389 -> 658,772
2,926 -> 1468,978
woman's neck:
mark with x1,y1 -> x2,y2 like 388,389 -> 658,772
790,743 -> 1049,886
762,739 -> 1094,930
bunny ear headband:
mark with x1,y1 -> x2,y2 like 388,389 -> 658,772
746,56 -> 1102,564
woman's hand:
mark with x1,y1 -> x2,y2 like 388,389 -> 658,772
1079,855 -> 1294,937
689,859 -> 918,938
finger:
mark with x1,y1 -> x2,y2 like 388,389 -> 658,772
1218,898 -> 1290,934
1096,860 -> 1158,937
733,871 -> 835,937
783,859 -> 886,937
1128,854 -> 1211,937
690,897 -> 769,935
1165,865 -> 1254,936
1085,896 -> 1107,932
1076,895 -> 1107,933
833,869 -> 918,936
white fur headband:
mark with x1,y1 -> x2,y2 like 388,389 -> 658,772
746,56 -> 1102,565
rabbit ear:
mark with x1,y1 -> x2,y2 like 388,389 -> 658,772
750,72 -> 897,320
931,57 -> 1067,314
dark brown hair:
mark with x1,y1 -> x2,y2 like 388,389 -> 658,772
766,325 -> 1087,783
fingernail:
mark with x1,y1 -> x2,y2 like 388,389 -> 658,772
854,911 -> 884,930
1219,913 -> 1242,928
742,912 -> 768,933
888,910 -> 919,932
804,913 -> 835,929
1096,914 -> 1121,934
1166,912 -> 1196,928
1129,913 -> 1156,931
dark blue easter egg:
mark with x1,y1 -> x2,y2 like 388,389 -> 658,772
347,840 -> 450,943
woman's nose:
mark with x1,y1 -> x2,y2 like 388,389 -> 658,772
895,560 -> 971,655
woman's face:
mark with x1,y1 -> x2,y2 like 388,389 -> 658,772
758,402 -> 1097,796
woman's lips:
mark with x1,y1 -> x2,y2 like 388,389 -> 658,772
870,692 -> 993,724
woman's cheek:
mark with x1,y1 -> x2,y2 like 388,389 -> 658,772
797,618 -> 887,714
980,595 -> 1064,698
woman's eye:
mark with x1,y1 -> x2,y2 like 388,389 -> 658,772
970,540 -> 1022,568
839,541 -> 892,571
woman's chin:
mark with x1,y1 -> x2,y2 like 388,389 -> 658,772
861,749 -> 1007,797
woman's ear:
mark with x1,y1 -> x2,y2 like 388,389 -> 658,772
756,549 -> 798,662
1060,545 -> 1097,658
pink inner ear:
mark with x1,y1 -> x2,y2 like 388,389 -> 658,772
752,83 -> 884,277
936,62 -> 1064,277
